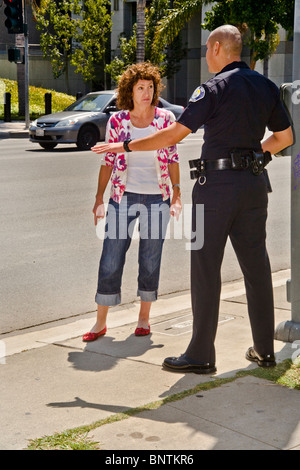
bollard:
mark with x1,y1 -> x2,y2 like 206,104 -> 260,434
45,92 -> 52,115
4,92 -> 11,122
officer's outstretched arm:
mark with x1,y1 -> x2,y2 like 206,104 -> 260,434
262,126 -> 294,155
91,122 -> 191,155
129,122 -> 191,151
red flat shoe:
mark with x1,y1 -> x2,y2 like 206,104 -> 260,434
135,324 -> 150,336
82,326 -> 107,342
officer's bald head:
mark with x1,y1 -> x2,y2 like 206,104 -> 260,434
208,25 -> 242,59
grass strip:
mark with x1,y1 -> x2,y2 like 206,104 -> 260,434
0,78 -> 75,120
26,358 -> 299,450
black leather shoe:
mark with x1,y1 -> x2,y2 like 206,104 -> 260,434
163,354 -> 216,374
245,347 -> 276,367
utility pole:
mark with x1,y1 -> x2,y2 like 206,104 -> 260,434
275,0 -> 300,343
4,0 -> 29,125
23,0 -> 30,129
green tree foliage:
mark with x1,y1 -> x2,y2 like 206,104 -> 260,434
154,0 -> 208,47
153,0 -> 295,70
35,0 -> 111,86
202,0 -> 294,69
71,0 -> 112,82
147,0 -> 186,79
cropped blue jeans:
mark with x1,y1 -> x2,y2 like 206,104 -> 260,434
95,192 -> 170,306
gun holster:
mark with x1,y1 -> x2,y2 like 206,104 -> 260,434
250,150 -> 272,175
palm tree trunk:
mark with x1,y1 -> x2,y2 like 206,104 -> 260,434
263,33 -> 270,77
136,0 -> 146,62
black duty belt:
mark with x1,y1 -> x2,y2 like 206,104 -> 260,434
189,150 -> 272,189
200,158 -> 233,170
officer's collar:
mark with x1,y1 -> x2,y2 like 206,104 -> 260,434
215,61 -> 250,76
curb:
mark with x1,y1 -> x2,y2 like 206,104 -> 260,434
0,131 -> 29,139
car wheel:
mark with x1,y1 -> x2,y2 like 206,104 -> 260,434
77,125 -> 99,150
39,143 -> 57,150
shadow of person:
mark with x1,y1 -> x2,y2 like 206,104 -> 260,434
47,396 -> 109,411
67,332 -> 165,373
49,344 -> 300,450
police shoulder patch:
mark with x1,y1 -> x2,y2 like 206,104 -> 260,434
189,86 -> 205,102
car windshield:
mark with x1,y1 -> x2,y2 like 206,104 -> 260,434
65,93 -> 113,112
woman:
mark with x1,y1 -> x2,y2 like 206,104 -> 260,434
83,62 -> 181,342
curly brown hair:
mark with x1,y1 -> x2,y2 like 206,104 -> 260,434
116,62 -> 163,111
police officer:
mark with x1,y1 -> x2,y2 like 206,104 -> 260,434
92,25 -> 293,374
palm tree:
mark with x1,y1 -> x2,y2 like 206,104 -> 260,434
153,0 -> 206,52
136,0 -> 146,62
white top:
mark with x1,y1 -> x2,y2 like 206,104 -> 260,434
125,125 -> 161,194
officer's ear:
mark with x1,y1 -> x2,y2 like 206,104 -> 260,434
213,41 -> 221,55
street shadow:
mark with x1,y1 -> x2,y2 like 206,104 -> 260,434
26,146 -> 80,153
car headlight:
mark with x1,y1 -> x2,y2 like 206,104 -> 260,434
54,119 -> 79,127
30,119 -> 37,127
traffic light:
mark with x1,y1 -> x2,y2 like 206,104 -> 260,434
4,0 -> 24,34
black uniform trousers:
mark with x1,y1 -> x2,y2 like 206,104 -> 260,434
185,168 -> 274,364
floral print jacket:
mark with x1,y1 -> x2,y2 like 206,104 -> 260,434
102,107 -> 179,203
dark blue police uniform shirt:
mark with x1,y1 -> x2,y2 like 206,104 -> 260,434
177,61 -> 291,160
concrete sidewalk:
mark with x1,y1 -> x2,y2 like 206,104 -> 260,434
0,269 -> 299,451
0,121 -> 29,139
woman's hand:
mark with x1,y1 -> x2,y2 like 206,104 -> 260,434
93,197 -> 105,226
91,142 -> 123,154
169,180 -> 181,220
170,195 -> 182,221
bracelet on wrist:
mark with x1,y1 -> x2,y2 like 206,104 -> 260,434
123,139 -> 132,152
172,184 -> 181,197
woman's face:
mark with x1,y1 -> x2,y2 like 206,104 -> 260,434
132,79 -> 154,109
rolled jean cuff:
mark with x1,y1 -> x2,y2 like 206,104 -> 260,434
137,289 -> 158,302
95,292 -> 121,306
